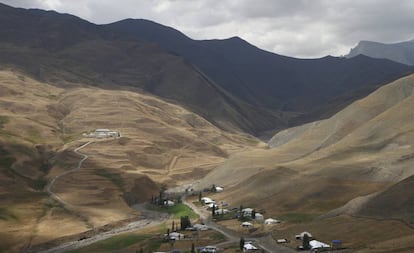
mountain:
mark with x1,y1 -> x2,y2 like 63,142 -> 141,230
0,3 -> 285,135
346,39 -> 414,66
0,69 -> 262,251
107,19 -> 414,125
196,74 -> 414,249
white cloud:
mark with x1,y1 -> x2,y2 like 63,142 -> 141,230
2,0 -> 414,58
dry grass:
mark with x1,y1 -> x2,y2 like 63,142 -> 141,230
0,69 -> 261,251
271,215 -> 414,251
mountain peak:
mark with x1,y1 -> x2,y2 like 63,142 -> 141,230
347,39 -> 414,65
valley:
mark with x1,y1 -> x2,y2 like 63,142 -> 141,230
0,2 -> 414,253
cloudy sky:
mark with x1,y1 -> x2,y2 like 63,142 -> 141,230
3,0 -> 414,58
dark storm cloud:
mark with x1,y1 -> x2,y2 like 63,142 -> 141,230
2,0 -> 414,58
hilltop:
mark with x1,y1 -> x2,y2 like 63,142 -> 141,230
347,39 -> 414,66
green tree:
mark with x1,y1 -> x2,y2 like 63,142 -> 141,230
180,216 -> 191,230
158,190 -> 163,206
211,184 -> 217,192
303,233 -> 310,250
239,236 -> 245,251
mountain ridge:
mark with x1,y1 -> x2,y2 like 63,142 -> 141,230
107,18 -> 414,124
346,39 -> 414,66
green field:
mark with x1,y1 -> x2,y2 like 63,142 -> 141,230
147,203 -> 198,219
67,234 -> 150,253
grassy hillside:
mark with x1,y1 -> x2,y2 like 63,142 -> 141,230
202,74 -> 414,192
195,74 -> 414,249
0,69 -> 261,252
359,175 -> 414,224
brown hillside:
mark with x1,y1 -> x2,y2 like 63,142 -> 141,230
0,69 -> 261,252
197,73 -> 414,225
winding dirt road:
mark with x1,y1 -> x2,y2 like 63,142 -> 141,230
39,141 -> 169,253
46,141 -> 94,207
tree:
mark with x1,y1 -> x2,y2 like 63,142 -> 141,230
302,233 -> 310,250
158,190 -> 163,206
239,236 -> 245,251
191,242 -> 195,253
251,209 -> 256,219
180,216 -> 191,230
211,184 -> 217,192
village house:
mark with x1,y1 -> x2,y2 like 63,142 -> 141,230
242,208 -> 253,216
166,232 -> 184,240
214,208 -> 229,215
243,242 -> 258,251
264,218 -> 280,225
201,197 -> 215,205
296,231 -> 313,240
163,200 -> 175,206
83,129 -> 121,138
200,246 -> 218,253
309,240 -> 330,251
254,212 -> 264,221
241,221 -> 253,228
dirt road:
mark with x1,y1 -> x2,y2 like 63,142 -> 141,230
182,195 -> 296,253
46,141 -> 94,207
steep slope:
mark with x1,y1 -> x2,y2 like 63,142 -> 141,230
0,69 -> 262,252
347,39 -> 414,66
107,19 -> 414,124
0,3 -> 284,135
198,74 -> 414,213
358,174 -> 414,224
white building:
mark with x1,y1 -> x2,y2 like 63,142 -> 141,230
164,200 -> 175,206
264,218 -> 280,225
309,240 -> 330,251
200,246 -> 218,253
214,208 -> 229,215
296,231 -> 313,240
241,221 -> 253,228
167,232 -> 184,240
243,243 -> 258,251
255,213 -> 264,221
201,197 -> 215,204
83,129 -> 121,138
215,186 -> 224,192
242,208 -> 253,216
